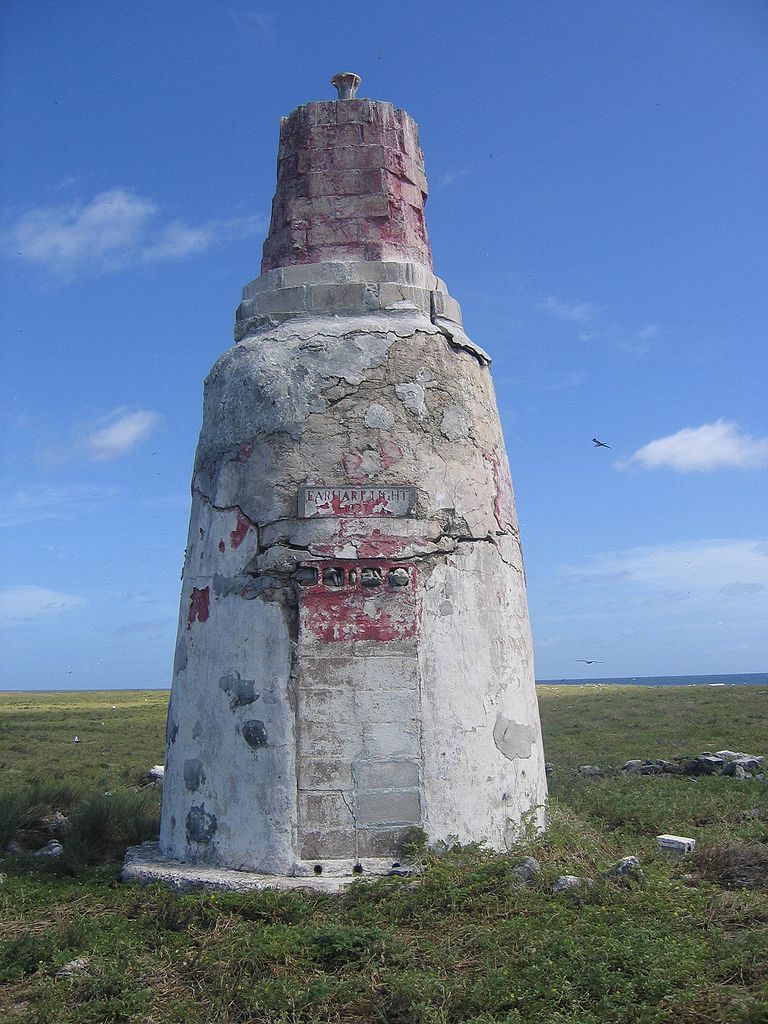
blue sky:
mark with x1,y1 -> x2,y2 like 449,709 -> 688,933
1,0 -> 766,688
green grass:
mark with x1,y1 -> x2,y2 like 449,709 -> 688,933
0,690 -> 168,791
0,685 -> 766,1024
537,683 -> 768,767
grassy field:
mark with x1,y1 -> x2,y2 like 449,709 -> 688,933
0,685 -> 766,1024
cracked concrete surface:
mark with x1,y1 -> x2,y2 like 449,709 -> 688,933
161,295 -> 547,873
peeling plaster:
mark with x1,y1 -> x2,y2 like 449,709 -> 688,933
219,671 -> 260,709
186,805 -> 217,844
440,404 -> 471,442
364,403 -> 395,429
183,758 -> 206,792
493,715 -> 536,760
242,720 -> 269,750
395,382 -> 427,419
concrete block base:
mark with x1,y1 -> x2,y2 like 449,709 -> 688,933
122,842 -> 408,894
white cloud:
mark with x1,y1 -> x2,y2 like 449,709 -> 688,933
541,296 -> 596,322
437,166 -> 471,187
0,586 -> 86,624
141,214 -> 263,262
635,323 -> 659,341
4,188 -> 263,277
86,409 -> 160,461
620,419 -> 768,472
565,539 -> 768,592
0,484 -> 121,528
225,7 -> 277,37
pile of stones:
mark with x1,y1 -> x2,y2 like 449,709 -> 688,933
511,854 -> 642,896
622,750 -> 765,780
566,750 -> 765,780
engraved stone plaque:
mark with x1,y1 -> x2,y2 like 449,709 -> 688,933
298,485 -> 417,518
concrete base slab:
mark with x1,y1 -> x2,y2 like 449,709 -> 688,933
121,842 -> 401,894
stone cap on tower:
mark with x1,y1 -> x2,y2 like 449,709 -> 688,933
236,76 -> 489,363
261,77 -> 432,273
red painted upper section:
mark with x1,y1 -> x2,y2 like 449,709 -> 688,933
261,99 -> 432,272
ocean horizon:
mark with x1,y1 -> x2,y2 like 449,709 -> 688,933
536,672 -> 768,687
1,672 -> 767,693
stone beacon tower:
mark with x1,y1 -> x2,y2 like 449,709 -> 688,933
157,74 -> 547,882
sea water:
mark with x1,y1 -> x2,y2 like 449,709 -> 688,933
536,673 -> 768,687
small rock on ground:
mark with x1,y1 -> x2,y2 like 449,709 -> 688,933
553,874 -> 591,895
34,840 -> 63,858
608,855 -> 642,877
56,957 -> 91,979
511,857 -> 541,884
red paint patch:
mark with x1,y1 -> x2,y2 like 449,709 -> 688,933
187,587 -> 210,628
229,511 -> 252,549
218,540 -> 226,553
298,561 -> 419,643
342,451 -> 366,483
378,436 -> 403,468
486,450 -> 517,532
356,530 -> 423,559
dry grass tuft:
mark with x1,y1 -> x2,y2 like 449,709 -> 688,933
692,843 -> 768,890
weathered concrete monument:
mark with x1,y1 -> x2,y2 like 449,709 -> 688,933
152,74 -> 546,884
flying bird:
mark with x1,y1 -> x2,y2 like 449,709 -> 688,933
592,438 -> 611,448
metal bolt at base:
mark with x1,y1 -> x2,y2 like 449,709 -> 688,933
331,72 -> 361,99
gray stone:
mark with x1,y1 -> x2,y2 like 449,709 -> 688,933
299,827 -> 356,859
723,756 -> 764,775
34,840 -> 63,859
394,381 -> 427,418
681,756 -> 722,776
511,856 -> 541,884
698,755 -> 725,769
356,789 -> 421,827
608,855 -> 642,878
578,765 -> 603,777
440,404 -> 472,442
353,760 -> 420,790
364,403 -> 395,429
430,291 -> 462,325
56,957 -> 91,979
623,760 -> 643,770
553,874 -> 590,895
